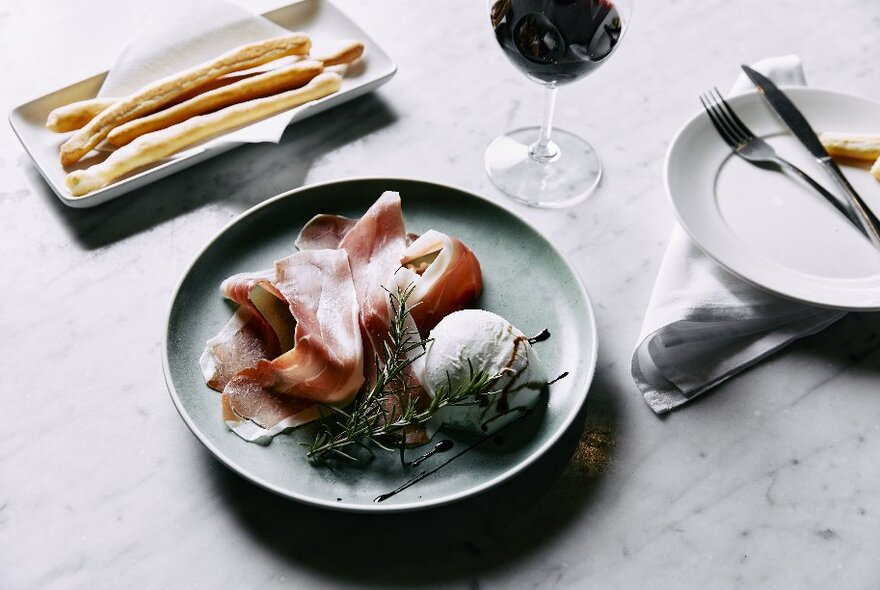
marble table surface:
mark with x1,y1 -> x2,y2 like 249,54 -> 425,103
4,0 -> 880,587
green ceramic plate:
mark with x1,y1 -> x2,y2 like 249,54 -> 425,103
164,178 -> 597,512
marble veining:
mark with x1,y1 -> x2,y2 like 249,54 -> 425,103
3,0 -> 880,588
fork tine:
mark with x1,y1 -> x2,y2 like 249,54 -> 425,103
711,87 -> 753,142
700,94 -> 731,145
700,93 -> 738,147
705,90 -> 747,144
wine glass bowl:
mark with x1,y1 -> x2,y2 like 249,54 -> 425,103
485,0 -> 631,207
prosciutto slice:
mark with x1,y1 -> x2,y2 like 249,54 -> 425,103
332,193 -> 434,444
398,230 -> 482,332
295,214 -> 357,251
220,249 -> 364,443
337,192 -> 410,360
297,212 -> 420,251
199,269 -> 295,391
199,309 -> 280,392
297,198 -> 482,335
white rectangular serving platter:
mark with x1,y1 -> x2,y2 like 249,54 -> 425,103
8,0 -> 396,208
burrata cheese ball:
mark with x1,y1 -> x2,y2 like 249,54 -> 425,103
419,309 -> 547,433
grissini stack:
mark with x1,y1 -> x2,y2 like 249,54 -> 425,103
47,73 -> 268,133
65,72 -> 342,196
45,41 -> 363,135
107,60 -> 325,147
59,33 -> 311,166
104,40 -> 364,148
46,72 -> 270,133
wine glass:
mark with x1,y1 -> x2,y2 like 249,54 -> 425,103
485,0 -> 632,207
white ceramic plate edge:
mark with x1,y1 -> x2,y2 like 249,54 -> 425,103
664,86 -> 880,312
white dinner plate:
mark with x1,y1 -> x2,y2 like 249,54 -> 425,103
8,0 -> 396,208
666,87 -> 880,311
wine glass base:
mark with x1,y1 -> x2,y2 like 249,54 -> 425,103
484,127 -> 602,208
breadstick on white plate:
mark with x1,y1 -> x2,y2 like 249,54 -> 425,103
60,33 -> 311,167
46,98 -> 118,132
107,60 -> 324,147
819,132 -> 880,161
65,72 -> 342,197
49,41 -> 361,136
313,40 -> 364,66
46,73 -> 264,133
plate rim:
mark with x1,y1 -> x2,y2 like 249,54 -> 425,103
664,85 -> 880,312
161,176 -> 599,513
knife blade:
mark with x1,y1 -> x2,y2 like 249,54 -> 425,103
741,64 -> 880,248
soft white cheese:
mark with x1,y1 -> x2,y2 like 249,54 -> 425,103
419,309 -> 547,433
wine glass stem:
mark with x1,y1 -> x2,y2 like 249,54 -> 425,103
530,83 -> 560,163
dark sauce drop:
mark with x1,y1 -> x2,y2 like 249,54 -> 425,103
548,371 -> 569,385
528,329 -> 551,344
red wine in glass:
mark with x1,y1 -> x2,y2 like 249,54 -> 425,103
486,0 -> 629,207
493,0 -> 622,84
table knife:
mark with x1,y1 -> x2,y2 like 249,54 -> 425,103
741,64 -> 880,248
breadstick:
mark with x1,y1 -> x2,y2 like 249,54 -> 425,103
45,74 -> 260,133
60,33 -> 311,167
46,98 -> 117,132
313,40 -> 364,66
820,132 -> 880,161
65,72 -> 342,197
107,60 -> 323,147
872,157 -> 880,181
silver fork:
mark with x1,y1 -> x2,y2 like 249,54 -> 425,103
700,88 -> 865,232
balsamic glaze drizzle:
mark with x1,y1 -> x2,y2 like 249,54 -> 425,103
372,326 -> 565,504
409,439 -> 454,467
374,409 -> 535,503
528,329 -> 551,344
547,371 -> 569,385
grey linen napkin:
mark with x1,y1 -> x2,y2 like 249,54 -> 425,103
632,56 -> 847,413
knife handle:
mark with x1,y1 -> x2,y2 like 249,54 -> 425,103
820,157 -> 880,248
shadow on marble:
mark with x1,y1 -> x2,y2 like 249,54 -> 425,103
200,367 -> 621,586
803,312 -> 880,362
23,93 -> 398,250
661,311 -> 880,415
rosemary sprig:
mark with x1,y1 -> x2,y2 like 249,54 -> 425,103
303,285 -> 504,464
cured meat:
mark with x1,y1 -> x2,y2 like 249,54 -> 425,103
296,193 -> 482,376
297,212 -> 419,251
220,249 -> 364,443
332,193 -> 433,444
295,214 -> 357,250
337,192 -> 410,361
399,230 -> 483,332
201,191 -> 483,448
199,269 -> 296,391
199,309 -> 279,392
